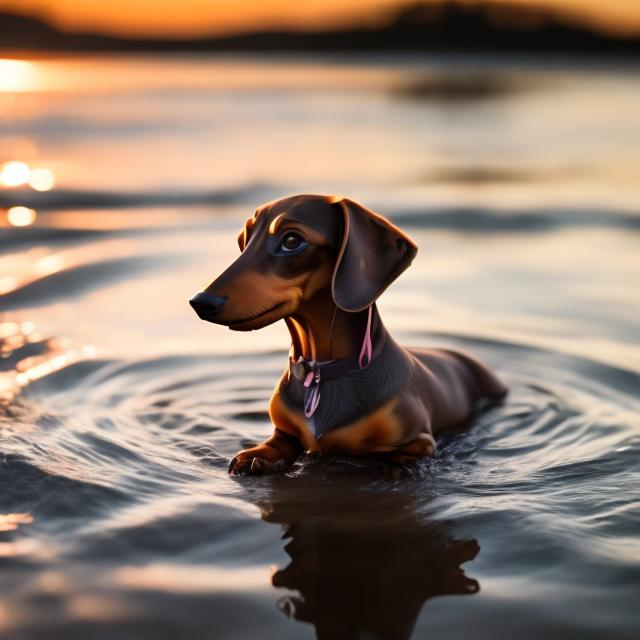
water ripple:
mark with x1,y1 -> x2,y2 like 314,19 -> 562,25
1,329 -> 638,639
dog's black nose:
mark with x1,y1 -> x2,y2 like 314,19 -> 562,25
189,292 -> 228,321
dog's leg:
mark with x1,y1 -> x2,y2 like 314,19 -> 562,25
228,429 -> 303,476
388,432 -> 437,463
383,433 -> 437,480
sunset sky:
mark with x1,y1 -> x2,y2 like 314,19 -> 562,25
1,0 -> 639,37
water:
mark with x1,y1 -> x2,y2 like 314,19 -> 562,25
0,55 -> 639,639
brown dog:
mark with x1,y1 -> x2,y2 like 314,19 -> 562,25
190,195 -> 507,475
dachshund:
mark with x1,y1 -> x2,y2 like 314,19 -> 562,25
190,195 -> 508,475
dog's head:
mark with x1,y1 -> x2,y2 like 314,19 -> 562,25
189,194 -> 417,331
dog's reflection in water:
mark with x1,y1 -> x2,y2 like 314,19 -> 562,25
253,464 -> 480,640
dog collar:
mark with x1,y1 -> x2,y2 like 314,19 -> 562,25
289,306 -> 373,423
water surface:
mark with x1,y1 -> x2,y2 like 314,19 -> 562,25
0,55 -> 639,639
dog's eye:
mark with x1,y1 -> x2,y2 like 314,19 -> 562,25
279,232 -> 304,252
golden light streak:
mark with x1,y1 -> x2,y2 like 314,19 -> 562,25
0,277 -> 17,295
7,206 -> 37,227
0,513 -> 33,532
0,322 -> 21,339
21,321 -> 35,335
14,346 -> 97,387
0,319 -> 96,404
34,254 -> 65,276
0,161 -> 30,187
268,213 -> 285,235
114,563 -> 270,592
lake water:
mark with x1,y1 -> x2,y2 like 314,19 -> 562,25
0,54 -> 639,639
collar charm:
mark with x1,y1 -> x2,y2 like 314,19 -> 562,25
289,306 -> 374,434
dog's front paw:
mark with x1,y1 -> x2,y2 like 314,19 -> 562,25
228,445 -> 287,476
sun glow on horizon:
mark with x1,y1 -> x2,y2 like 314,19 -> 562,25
0,59 -> 36,92
0,1 -> 639,38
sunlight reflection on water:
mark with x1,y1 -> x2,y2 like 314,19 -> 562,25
0,55 -> 638,210
6,205 -> 36,226
0,161 -> 30,186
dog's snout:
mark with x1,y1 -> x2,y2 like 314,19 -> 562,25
189,292 -> 228,322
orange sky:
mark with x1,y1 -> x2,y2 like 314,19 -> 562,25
1,0 -> 639,37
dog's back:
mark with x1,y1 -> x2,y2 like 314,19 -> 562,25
408,347 -> 508,432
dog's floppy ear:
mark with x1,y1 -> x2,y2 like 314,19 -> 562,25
237,216 -> 256,251
237,227 -> 247,251
331,197 -> 418,312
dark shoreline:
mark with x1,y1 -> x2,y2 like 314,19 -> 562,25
1,1 -> 640,57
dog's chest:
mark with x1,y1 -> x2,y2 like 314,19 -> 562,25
279,342 -> 409,440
